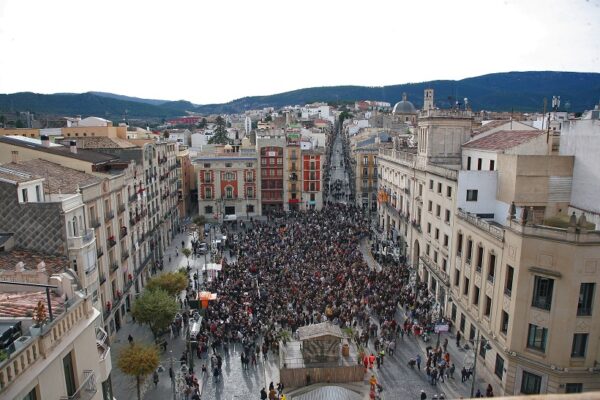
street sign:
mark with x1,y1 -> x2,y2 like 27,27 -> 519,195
434,324 -> 449,333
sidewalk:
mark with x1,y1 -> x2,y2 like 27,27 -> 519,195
111,230 -> 200,400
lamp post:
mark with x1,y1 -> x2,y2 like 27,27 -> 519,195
469,329 -> 491,398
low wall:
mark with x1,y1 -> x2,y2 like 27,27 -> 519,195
279,364 -> 364,388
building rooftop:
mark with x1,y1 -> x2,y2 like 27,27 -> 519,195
0,159 -> 103,194
297,322 -> 344,341
57,136 -> 138,149
0,291 -> 65,318
0,249 -> 67,275
0,136 -> 119,165
462,130 -> 543,151
0,166 -> 42,184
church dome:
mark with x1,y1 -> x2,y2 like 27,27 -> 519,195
392,93 -> 417,115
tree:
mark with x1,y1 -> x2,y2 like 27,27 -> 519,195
182,248 -> 192,267
163,130 -> 170,139
117,343 -> 159,400
208,115 -> 230,144
198,117 -> 207,128
339,111 -> 353,125
131,289 -> 178,338
15,119 -> 25,128
145,272 -> 188,297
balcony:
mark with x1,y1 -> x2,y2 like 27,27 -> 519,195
96,328 -> 112,382
107,237 -> 117,249
99,274 -> 107,285
90,218 -> 101,229
110,262 -> 119,273
67,229 -> 95,249
119,227 -> 128,239
457,208 -> 505,241
104,210 -> 114,222
121,251 -> 129,261
128,193 -> 137,203
60,370 -> 97,400
96,247 -> 104,259
420,254 -> 450,286
117,203 -> 126,214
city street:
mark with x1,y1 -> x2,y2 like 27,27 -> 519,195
327,132 -> 351,204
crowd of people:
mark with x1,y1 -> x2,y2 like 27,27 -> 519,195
170,202 -> 495,399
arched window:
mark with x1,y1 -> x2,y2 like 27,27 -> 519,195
72,216 -> 78,237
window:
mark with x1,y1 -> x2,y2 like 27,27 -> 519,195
447,186 -> 452,197
490,160 -> 495,171
463,277 -> 470,296
477,158 -> 482,170
246,187 -> 254,199
565,383 -> 583,393
427,223 -> 431,234
494,354 -> 504,379
460,314 -> 466,332
436,204 -> 441,217
426,244 -> 430,255
434,228 -> 439,240
204,206 -> 213,214
457,233 -> 463,256
466,239 -> 473,263
225,162 -> 232,167
204,171 -> 211,182
466,190 -> 478,201
35,185 -> 41,202
225,186 -> 233,199
505,265 -> 514,296
203,163 -> 211,168
577,283 -> 595,316
442,258 -> 447,272
571,333 -> 588,358
429,179 -> 434,190
437,182 -> 442,193
501,311 -> 509,334
527,324 -> 548,352
473,286 -> 480,306
246,204 -> 254,213
451,304 -> 457,321
428,200 -> 432,212
204,187 -> 212,199
484,296 -> 492,317
433,251 -> 438,263
454,268 -> 460,286
22,188 -> 28,202
476,246 -> 484,272
488,253 -> 496,282
469,325 -> 476,341
63,351 -> 77,396
521,371 -> 542,394
445,209 -> 450,223
532,276 -> 554,310
246,172 -> 253,182
443,234 -> 449,247
246,162 -> 253,167
467,156 -> 472,170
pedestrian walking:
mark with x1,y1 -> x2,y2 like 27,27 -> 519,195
128,334 -> 133,344
153,370 -> 159,387
421,389 -> 427,400
416,354 -> 422,371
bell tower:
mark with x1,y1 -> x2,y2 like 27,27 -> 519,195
423,88 -> 434,110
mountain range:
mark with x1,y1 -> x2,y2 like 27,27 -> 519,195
1,71 -> 599,121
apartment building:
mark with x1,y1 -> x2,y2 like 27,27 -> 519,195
301,148 -> 324,211
195,145 -> 259,221
378,89 -> 473,314
176,145 -> 193,217
0,253 -> 110,400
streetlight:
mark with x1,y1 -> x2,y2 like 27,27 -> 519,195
469,330 -> 492,398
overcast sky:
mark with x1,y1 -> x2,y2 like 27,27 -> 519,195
0,0 -> 598,104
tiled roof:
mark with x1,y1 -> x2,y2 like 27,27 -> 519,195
0,291 -> 65,318
0,167 -> 41,183
0,136 -> 119,164
0,159 -> 103,194
0,249 -> 67,275
463,130 -> 543,151
57,136 -> 138,149
473,120 -> 510,134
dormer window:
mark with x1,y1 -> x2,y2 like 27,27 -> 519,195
21,188 -> 28,203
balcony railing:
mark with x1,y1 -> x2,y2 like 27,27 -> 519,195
457,208 -> 505,241
110,262 -> 119,273
128,193 -> 137,203
90,218 -> 101,229
96,247 -> 104,259
107,238 -> 116,249
99,274 -> 107,285
119,227 -> 128,239
121,251 -> 129,261
117,203 -> 126,214
104,210 -> 114,222
60,370 -> 97,400
67,229 -> 95,249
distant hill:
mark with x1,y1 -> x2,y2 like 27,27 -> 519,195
1,72 -> 598,120
194,71 -> 600,114
0,92 -> 183,119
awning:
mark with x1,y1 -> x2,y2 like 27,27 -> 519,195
288,199 -> 300,204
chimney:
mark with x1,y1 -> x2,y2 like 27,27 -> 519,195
11,150 -> 19,163
69,140 -> 77,154
40,135 -> 50,147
